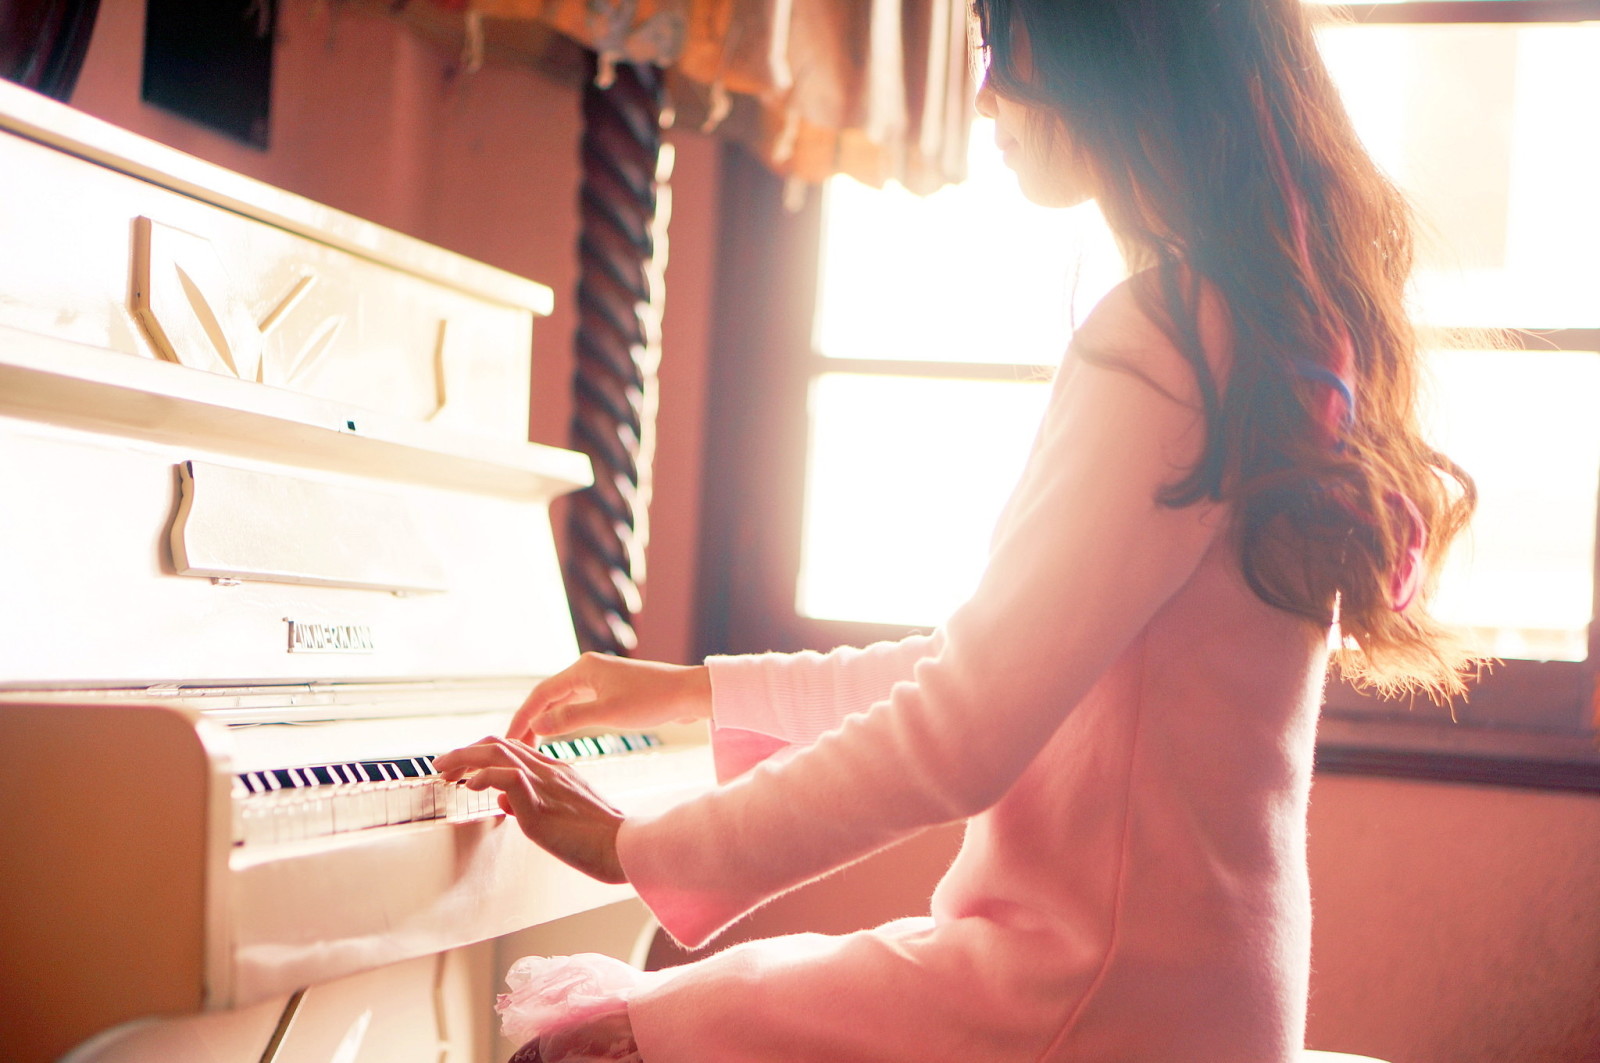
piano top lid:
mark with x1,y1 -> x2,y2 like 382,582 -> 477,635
0,78 -> 554,318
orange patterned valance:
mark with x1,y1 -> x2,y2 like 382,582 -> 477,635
460,0 -> 974,193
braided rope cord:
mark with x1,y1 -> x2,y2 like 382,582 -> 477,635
563,54 -> 673,655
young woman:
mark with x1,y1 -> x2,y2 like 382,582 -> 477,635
436,1 -> 1477,1059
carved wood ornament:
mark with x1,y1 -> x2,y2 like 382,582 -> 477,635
563,55 -> 672,656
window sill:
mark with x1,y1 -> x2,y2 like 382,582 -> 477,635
1315,713 -> 1600,793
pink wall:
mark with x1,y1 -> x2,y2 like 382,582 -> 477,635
68,0 -> 713,663
1305,775 -> 1600,1063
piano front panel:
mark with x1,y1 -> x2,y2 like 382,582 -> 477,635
0,409 -> 579,683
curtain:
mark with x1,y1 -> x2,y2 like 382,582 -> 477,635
0,0 -> 101,100
451,0 -> 974,193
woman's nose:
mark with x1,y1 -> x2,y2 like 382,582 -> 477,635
975,76 -> 997,119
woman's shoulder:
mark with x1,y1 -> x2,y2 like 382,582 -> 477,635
1067,269 -> 1233,401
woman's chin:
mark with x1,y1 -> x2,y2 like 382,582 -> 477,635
1018,176 -> 1094,210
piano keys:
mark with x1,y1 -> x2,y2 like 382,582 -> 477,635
0,78 -> 713,1063
228,730 -> 665,847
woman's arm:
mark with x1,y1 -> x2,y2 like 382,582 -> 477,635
507,625 -> 939,747
617,283 -> 1229,949
706,631 -> 945,745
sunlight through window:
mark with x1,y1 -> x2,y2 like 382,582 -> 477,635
797,120 -> 1121,626
1322,21 -> 1600,660
798,27 -> 1599,657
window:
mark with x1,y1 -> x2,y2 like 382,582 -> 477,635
797,121 -> 1121,628
695,1 -> 1600,790
1309,5 -> 1600,789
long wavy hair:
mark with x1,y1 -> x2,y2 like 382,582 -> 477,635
973,0 -> 1479,697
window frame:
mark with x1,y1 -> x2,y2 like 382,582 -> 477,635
692,1 -> 1600,793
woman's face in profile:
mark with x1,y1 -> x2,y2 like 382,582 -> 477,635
973,22 -> 1098,210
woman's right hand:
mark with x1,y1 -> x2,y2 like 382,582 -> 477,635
509,652 -> 712,742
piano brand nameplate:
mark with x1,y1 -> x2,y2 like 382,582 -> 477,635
287,620 -> 376,653
171,460 -> 448,594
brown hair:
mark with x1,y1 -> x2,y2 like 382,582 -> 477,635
973,0 -> 1479,697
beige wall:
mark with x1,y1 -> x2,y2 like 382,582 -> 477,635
68,0 -> 715,664
55,6 -> 1600,1061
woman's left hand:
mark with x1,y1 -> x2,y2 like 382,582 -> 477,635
508,1009 -> 642,1063
433,737 -> 628,884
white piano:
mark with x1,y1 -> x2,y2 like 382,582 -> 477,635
0,79 -> 712,1063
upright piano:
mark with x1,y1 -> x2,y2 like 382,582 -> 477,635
0,80 -> 712,1063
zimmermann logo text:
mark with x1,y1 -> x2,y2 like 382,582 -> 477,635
286,620 -> 376,653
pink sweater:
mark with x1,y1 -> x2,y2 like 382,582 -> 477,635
615,281 -> 1330,1061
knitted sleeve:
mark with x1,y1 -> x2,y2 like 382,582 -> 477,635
701,633 -> 944,781
706,633 -> 945,744
618,283 -> 1228,948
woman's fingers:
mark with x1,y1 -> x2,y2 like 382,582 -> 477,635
509,664 -> 597,740
510,654 -> 714,742
433,734 -> 551,780
431,734 -> 503,780
432,735 -> 627,884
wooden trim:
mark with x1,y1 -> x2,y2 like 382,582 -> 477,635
1326,1 -> 1600,23
1314,744 -> 1600,791
1316,715 -> 1600,792
1494,328 -> 1600,352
